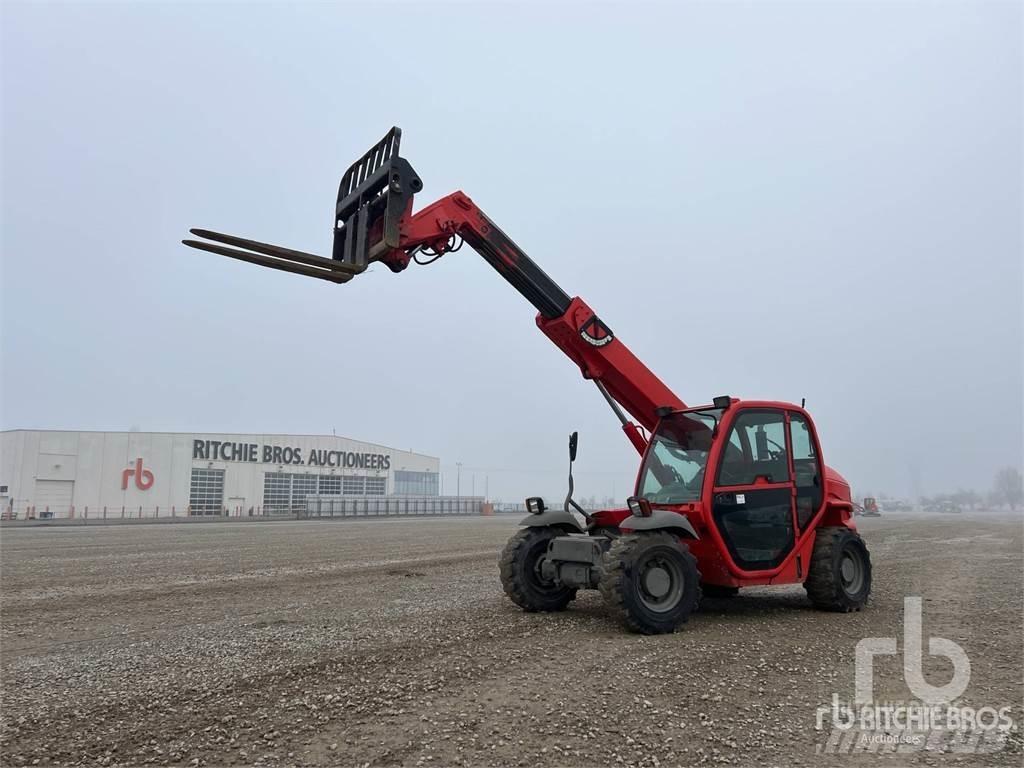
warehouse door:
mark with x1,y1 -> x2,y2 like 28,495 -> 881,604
34,480 -> 74,518
189,469 -> 225,516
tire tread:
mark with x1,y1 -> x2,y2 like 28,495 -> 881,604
599,532 -> 701,634
805,526 -> 871,612
499,528 -> 575,612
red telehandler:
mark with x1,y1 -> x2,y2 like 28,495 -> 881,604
184,127 -> 872,634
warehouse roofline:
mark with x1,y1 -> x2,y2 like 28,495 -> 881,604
0,429 -> 439,461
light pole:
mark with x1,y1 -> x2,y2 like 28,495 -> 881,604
456,462 -> 462,499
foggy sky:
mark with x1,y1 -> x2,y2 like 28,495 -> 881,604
2,1 -> 1021,503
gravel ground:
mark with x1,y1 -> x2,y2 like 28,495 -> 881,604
1,513 -> 1021,767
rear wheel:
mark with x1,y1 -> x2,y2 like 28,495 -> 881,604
805,526 -> 872,611
599,532 -> 701,634
499,528 -> 576,612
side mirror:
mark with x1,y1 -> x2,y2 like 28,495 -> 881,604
569,431 -> 578,462
525,497 -> 547,514
626,495 -> 653,517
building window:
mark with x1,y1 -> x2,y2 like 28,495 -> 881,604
290,474 -> 318,509
263,472 -> 292,514
264,472 -> 388,512
342,475 -> 365,495
318,475 -> 341,495
190,469 -> 225,516
394,470 -> 439,496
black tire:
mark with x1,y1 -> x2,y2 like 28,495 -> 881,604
702,584 -> 739,599
805,526 -> 872,611
499,528 -> 577,612
599,532 -> 701,634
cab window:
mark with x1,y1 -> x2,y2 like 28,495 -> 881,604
638,409 -> 720,503
790,412 -> 822,528
716,410 -> 790,486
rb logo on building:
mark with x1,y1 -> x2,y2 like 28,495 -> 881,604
122,458 -> 154,491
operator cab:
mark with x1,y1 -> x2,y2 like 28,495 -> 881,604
638,398 -> 825,573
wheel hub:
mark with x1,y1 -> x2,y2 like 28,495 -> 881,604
839,550 -> 864,595
637,554 -> 685,612
643,566 -> 671,598
841,558 -> 856,581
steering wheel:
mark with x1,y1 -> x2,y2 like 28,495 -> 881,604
764,437 -> 787,461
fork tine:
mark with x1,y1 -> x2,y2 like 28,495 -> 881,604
189,229 -> 365,275
182,240 -> 352,283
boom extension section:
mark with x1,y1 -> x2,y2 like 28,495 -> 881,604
183,127 -> 683,445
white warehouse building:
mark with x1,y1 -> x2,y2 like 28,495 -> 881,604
0,430 -> 441,518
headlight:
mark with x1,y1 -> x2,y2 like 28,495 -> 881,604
525,496 -> 547,514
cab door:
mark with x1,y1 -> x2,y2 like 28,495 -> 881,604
789,411 -> 823,532
711,408 -> 796,570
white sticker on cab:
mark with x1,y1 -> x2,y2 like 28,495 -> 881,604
736,493 -> 746,504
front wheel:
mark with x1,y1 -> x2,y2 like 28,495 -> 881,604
805,526 -> 872,611
599,532 -> 701,634
499,528 -> 576,612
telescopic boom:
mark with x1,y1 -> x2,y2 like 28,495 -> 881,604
183,127 -> 683,452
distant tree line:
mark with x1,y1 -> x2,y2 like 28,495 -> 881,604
992,466 -> 1023,510
862,466 -> 1022,512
